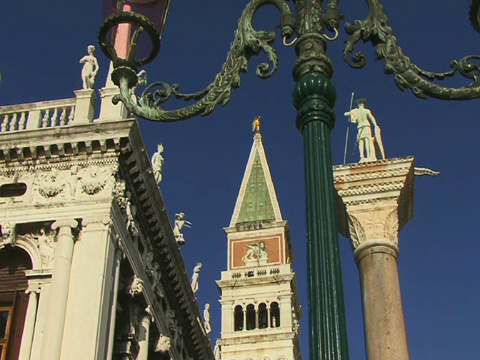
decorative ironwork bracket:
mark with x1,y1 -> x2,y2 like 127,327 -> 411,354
344,0 -> 480,100
108,0 -> 295,122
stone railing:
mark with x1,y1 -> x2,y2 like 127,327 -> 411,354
231,267 -> 282,279
0,98 -> 76,132
0,89 -> 97,133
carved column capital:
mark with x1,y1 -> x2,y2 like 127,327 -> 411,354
345,207 -> 400,252
52,219 -> 78,232
334,157 -> 415,251
81,216 -> 111,229
25,283 -> 41,295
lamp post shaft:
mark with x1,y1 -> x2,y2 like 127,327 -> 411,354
293,1 -> 350,359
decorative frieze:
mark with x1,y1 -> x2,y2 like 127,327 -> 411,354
33,164 -> 117,201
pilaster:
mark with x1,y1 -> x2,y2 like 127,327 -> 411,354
61,217 -> 114,360
97,87 -> 128,122
137,307 -> 153,360
334,157 -> 415,360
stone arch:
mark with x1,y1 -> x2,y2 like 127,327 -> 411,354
258,302 -> 268,329
13,236 -> 43,270
0,237 -> 42,271
270,302 -> 280,327
246,304 -> 256,330
234,304 -> 244,331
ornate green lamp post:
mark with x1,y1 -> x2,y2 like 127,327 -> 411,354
99,1 -> 480,359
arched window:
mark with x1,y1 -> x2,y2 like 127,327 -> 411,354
0,247 -> 32,359
234,305 -> 244,331
258,303 -> 268,329
270,302 -> 280,328
246,304 -> 256,330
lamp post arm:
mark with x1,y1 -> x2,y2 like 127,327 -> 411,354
344,0 -> 480,100
111,0 -> 295,122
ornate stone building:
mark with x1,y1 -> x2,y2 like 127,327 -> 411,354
0,82 -> 214,359
217,130 -> 303,360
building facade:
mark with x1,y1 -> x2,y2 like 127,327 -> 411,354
0,85 -> 214,360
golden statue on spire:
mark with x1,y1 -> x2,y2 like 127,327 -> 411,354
252,116 -> 261,132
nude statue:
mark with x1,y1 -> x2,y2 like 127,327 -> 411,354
344,99 -> 386,163
80,45 -> 99,90
203,303 -> 212,334
191,262 -> 202,294
151,144 -> 165,184
213,340 -> 221,360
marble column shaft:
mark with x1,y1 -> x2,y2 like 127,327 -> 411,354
18,288 -> 39,360
40,219 -> 77,360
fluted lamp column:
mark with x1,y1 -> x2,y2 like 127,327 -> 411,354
334,157 -> 415,360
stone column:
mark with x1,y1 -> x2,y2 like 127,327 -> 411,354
334,157 -> 415,360
106,247 -> 123,360
137,307 -> 153,360
40,219 -> 78,360
18,285 -> 40,360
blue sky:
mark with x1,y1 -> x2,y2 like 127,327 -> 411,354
1,1 -> 479,359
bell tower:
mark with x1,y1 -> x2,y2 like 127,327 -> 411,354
217,124 -> 303,360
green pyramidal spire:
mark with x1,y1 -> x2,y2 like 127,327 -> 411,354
230,131 -> 283,226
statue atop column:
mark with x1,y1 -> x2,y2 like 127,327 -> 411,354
344,99 -> 386,163
79,45 -> 99,90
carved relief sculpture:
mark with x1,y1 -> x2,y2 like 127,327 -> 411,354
154,335 -> 171,353
36,168 -> 65,198
34,228 -> 56,269
69,165 -> 79,198
114,179 -> 127,208
242,241 -> 268,265
0,223 -> 15,246
127,275 -> 144,298
77,165 -> 115,195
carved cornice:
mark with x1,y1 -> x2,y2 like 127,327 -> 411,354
336,182 -> 406,199
114,122 -> 214,360
0,121 -> 132,164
